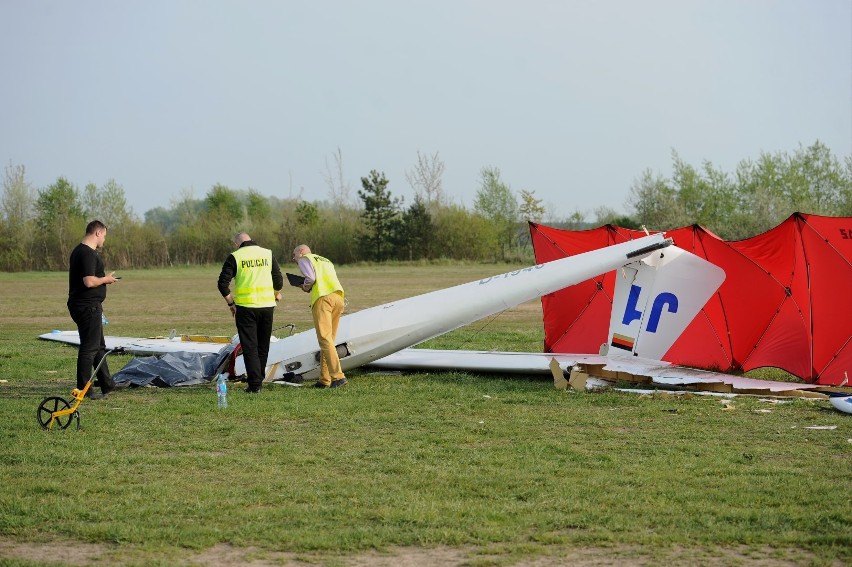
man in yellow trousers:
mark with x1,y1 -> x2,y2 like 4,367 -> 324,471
292,244 -> 347,388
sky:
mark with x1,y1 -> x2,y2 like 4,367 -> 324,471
1,0 -> 850,220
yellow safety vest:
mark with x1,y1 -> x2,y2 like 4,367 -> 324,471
232,246 -> 276,308
306,253 -> 344,307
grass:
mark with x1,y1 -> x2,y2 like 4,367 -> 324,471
0,264 -> 849,566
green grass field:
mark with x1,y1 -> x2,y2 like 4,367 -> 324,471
0,265 -> 849,566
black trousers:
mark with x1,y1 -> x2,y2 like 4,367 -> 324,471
68,302 -> 113,392
235,306 -> 274,391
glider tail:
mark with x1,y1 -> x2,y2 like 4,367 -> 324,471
605,245 -> 725,361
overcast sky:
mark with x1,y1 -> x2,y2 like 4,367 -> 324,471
1,0 -> 850,220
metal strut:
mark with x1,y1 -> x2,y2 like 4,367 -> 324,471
626,238 -> 673,259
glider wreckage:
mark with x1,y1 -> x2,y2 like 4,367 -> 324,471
40,233 -> 848,401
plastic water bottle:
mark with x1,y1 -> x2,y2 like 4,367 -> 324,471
101,312 -> 109,325
216,374 -> 228,408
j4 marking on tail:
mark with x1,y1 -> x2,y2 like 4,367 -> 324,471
622,285 -> 679,333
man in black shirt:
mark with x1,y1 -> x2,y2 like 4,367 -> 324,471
68,220 -> 119,399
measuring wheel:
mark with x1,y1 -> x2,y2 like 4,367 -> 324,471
36,349 -> 114,431
37,396 -> 78,430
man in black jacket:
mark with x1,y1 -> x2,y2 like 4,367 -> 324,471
217,232 -> 284,393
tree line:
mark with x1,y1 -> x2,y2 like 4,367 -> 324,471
1,141 -> 849,272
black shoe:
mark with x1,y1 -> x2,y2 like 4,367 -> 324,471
85,389 -> 105,400
313,381 -> 330,389
330,378 -> 348,388
244,387 -> 261,394
280,373 -> 304,386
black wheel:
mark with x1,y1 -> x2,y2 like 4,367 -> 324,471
37,397 -> 74,430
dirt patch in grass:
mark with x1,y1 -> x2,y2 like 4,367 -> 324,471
0,538 -> 839,566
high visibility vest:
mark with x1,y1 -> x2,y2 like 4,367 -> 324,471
306,253 -> 344,307
232,246 -> 276,307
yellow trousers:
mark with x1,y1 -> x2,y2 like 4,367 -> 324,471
312,291 -> 345,385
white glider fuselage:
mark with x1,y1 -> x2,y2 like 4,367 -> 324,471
260,233 -> 669,381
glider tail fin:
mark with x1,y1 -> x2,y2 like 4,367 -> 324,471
605,245 -> 725,361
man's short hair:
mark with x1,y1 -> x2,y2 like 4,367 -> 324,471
86,220 -> 107,235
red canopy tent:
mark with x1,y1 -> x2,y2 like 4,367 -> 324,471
530,213 -> 852,385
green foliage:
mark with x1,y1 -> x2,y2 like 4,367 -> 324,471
561,209 -> 588,229
432,205 -> 496,260
358,169 -> 401,261
295,200 -> 318,226
592,206 -> 640,229
170,223 -> 212,264
143,205 -> 176,232
320,210 -> 363,263
104,222 -> 173,268
519,189 -> 545,222
628,169 -> 688,231
632,141 -> 852,238
843,156 -> 852,215
34,177 -> 86,270
395,194 -> 433,260
171,188 -> 203,225
1,140 -> 849,272
199,185 -> 245,260
611,216 -> 641,230
474,166 -> 519,259
671,151 -> 738,231
276,204 -> 303,262
278,202 -> 364,265
204,184 -> 243,226
245,188 -> 271,226
0,244 -> 30,273
83,179 -> 133,227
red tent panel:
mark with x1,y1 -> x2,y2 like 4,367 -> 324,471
531,223 -> 645,354
543,289 -> 614,354
799,215 -> 852,384
530,213 -> 852,385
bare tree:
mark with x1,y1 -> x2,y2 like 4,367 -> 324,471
2,161 -> 34,229
405,150 -> 445,212
1,162 -> 35,268
322,146 -> 352,211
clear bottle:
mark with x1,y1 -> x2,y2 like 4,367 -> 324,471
216,373 -> 228,408
101,312 -> 109,325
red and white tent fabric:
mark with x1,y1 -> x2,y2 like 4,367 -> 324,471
530,213 -> 852,385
